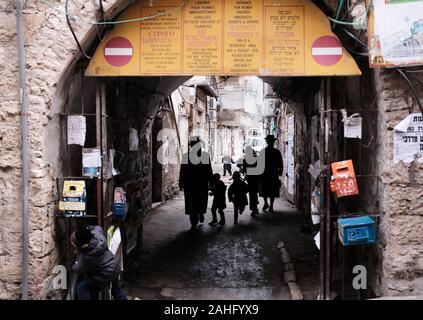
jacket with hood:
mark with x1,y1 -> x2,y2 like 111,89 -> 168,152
72,226 -> 120,283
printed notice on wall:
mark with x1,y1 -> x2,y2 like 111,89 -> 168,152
140,6 -> 182,73
224,0 -> 262,74
67,116 -> 86,146
265,6 -> 304,75
394,113 -> 423,163
369,0 -> 423,67
183,0 -> 222,73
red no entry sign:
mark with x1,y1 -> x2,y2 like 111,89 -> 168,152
311,36 -> 343,66
104,37 -> 133,67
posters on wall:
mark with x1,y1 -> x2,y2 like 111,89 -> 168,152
369,0 -> 423,67
394,113 -> 423,163
129,127 -> 139,151
67,116 -> 86,146
341,110 -> 362,139
82,148 -> 102,177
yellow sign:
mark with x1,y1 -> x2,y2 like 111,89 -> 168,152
86,0 -> 361,76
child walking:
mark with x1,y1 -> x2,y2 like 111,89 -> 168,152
209,173 -> 227,226
228,171 -> 248,225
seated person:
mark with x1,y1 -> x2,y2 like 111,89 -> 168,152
71,225 -> 127,300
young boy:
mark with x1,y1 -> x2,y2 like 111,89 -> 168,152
228,171 -> 249,225
209,173 -> 227,226
71,225 -> 127,300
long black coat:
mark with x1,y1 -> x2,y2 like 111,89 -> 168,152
258,146 -> 283,198
211,179 -> 227,209
179,151 -> 213,215
228,180 -> 249,207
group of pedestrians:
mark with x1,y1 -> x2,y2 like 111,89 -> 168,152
179,135 -> 283,230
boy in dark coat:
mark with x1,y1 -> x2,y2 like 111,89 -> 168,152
228,171 -> 249,225
209,173 -> 227,226
71,225 -> 127,300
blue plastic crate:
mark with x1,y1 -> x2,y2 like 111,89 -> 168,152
113,202 -> 126,221
338,216 -> 376,246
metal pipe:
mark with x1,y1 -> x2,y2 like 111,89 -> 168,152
16,0 -> 29,300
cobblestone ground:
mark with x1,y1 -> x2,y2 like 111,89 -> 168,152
123,167 -> 319,300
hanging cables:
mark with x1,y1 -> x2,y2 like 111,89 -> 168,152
396,69 -> 423,116
96,0 -> 107,41
65,0 -> 91,59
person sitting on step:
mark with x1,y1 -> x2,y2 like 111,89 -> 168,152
71,225 -> 127,300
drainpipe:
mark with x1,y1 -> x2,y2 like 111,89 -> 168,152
16,0 -> 29,300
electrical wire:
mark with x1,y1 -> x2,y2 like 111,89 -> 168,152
396,69 -> 423,115
329,0 -> 373,27
65,0 -> 91,59
341,27 -> 368,49
332,0 -> 346,30
405,70 -> 423,87
40,0 -> 187,25
96,0 -> 107,41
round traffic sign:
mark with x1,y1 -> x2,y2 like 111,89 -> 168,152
104,37 -> 134,67
311,36 -> 343,66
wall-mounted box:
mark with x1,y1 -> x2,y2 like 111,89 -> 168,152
338,216 -> 376,246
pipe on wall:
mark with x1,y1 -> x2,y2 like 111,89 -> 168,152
16,0 -> 29,300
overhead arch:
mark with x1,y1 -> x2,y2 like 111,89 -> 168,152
86,0 -> 361,77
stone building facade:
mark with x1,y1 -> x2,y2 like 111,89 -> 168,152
0,0 -> 422,299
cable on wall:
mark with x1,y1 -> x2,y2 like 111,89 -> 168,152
65,0 -> 91,59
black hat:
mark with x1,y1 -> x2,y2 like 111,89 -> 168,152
265,134 -> 277,142
230,171 -> 241,180
188,136 -> 202,145
75,227 -> 93,248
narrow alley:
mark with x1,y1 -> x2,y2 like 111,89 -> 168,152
124,178 -> 318,300
3,0 -> 423,304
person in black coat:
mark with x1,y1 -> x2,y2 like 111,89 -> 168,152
209,173 -> 227,226
71,226 -> 127,300
258,135 -> 283,213
228,171 -> 248,225
179,136 -> 213,230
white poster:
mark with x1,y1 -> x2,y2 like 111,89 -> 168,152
129,127 -> 139,151
314,231 -> 321,250
369,0 -> 423,67
82,148 -> 102,167
394,113 -> 423,163
286,114 -> 295,202
344,116 -> 362,139
67,116 -> 86,146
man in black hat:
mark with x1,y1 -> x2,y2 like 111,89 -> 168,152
179,136 -> 213,230
258,135 -> 283,213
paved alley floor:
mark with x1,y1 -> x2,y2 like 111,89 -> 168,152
123,171 -> 319,300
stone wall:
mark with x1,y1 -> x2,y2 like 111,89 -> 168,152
0,0 -> 134,299
375,69 -> 423,296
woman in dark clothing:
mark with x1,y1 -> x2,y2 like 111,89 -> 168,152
228,171 -> 249,225
179,136 -> 213,230
258,135 -> 283,213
